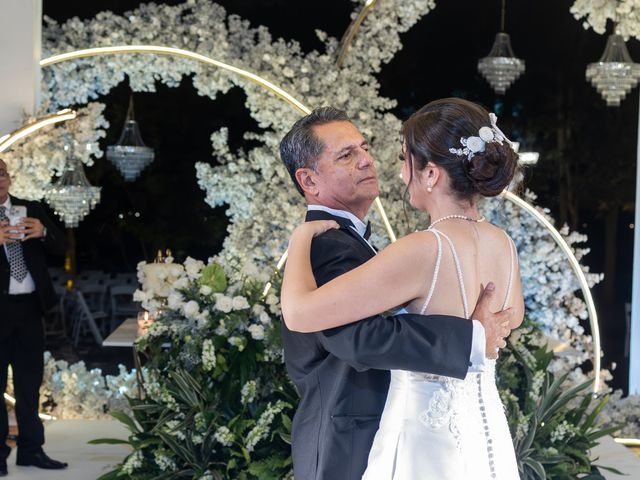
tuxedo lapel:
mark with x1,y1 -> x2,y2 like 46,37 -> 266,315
305,209 -> 376,256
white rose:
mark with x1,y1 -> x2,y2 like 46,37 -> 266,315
215,295 -> 233,313
183,300 -> 200,318
232,296 -> 250,310
199,285 -> 213,296
248,324 -> 265,340
169,265 -> 184,277
172,277 -> 189,290
266,294 -> 278,306
133,289 -> 148,302
465,136 -> 485,153
259,312 -> 271,324
167,292 -> 183,309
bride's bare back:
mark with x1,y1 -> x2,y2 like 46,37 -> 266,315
405,221 -> 523,323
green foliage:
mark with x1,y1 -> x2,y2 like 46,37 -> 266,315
93,266 -> 297,479
95,263 -> 618,479
198,264 -> 228,293
497,326 -> 621,480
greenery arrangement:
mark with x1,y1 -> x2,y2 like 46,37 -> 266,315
90,258 -> 616,479
93,262 -> 296,480
497,325 -> 621,480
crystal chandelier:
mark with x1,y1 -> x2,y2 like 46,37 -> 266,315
477,0 -> 525,95
586,33 -> 640,107
46,139 -> 101,228
106,96 -> 155,181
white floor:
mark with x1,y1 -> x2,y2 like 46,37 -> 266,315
4,419 -> 130,479
2,420 -> 638,479
592,436 -> 640,479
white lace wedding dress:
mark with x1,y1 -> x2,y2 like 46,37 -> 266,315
362,228 -> 520,480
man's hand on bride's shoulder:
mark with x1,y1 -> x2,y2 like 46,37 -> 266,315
291,220 -> 340,241
471,282 -> 513,360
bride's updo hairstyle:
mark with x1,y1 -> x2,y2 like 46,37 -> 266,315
401,97 -> 519,200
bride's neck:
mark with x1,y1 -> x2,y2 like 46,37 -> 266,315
427,195 -> 479,221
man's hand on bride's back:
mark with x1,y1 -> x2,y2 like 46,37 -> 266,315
471,282 -> 513,360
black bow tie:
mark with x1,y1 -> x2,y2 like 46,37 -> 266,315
363,221 -> 371,240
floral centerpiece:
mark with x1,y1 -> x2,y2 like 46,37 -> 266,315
93,258 -> 297,479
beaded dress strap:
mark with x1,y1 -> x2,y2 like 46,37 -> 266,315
502,231 -> 517,311
422,228 -> 469,319
419,230 -> 443,315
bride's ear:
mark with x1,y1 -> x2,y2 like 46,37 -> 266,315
422,162 -> 441,189
295,168 -> 320,196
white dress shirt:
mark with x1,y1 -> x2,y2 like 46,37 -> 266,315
307,204 -> 487,372
1,197 -> 36,294
307,204 -> 376,253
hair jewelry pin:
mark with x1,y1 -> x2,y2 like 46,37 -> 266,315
449,113 -> 514,161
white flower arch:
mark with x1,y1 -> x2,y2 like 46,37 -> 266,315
5,0 -> 603,382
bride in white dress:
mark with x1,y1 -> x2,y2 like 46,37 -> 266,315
281,97 -> 524,479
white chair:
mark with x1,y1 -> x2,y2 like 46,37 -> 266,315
109,284 -> 140,330
70,290 -> 107,347
44,285 -> 70,339
77,283 -> 108,314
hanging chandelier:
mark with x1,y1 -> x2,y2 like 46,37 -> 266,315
45,138 -> 101,228
106,96 -> 155,181
586,33 -> 640,107
477,0 -> 525,95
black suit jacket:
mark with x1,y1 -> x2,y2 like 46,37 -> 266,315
281,209 -> 474,480
0,196 -> 66,325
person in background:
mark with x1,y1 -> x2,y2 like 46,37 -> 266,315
0,157 -> 68,476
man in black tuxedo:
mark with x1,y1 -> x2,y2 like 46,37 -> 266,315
279,107 -> 512,480
0,158 -> 68,476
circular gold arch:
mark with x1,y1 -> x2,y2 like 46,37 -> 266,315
0,109 -> 77,152
41,46 -> 601,391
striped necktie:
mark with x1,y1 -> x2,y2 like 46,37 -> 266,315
0,206 -> 28,282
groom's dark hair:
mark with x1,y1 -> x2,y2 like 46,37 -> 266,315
280,106 -> 351,196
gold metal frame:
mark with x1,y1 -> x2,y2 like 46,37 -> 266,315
503,191 -> 601,390
42,45 -> 601,392
336,0 -> 379,67
0,109 -> 77,153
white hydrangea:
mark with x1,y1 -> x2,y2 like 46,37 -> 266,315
245,400 -> 287,452
184,256 -> 205,279
570,0 -> 640,39
154,449 -> 177,471
241,380 -> 257,405
121,450 -> 144,475
214,426 -> 234,447
202,338 -> 216,371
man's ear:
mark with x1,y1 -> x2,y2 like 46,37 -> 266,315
295,168 -> 319,197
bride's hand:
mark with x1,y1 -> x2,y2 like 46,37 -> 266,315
291,220 -> 340,240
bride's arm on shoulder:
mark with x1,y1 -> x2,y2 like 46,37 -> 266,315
281,225 -> 437,333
